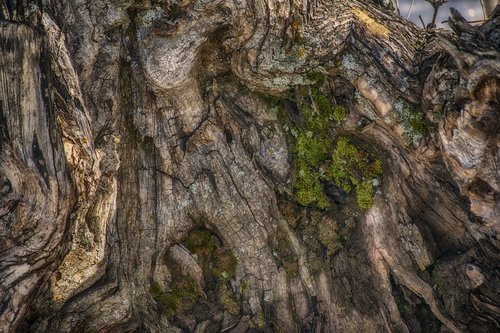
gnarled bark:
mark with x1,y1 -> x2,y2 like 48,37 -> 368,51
1,1 -> 499,332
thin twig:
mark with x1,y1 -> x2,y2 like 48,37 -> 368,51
407,0 -> 415,19
221,323 -> 239,332
424,0 -> 448,28
479,0 -> 487,19
431,6 -> 439,28
430,5 -> 439,28
466,18 -> 489,23
395,0 -> 400,15
419,15 -> 426,29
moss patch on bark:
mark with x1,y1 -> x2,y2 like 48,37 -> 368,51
150,275 -> 199,318
326,137 -> 382,209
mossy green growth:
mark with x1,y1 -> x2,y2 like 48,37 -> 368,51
396,299 -> 414,318
213,248 -> 238,280
255,312 -> 266,328
219,284 -> 241,316
184,228 -> 217,257
398,103 -> 428,146
403,103 -> 427,135
293,131 -> 331,165
291,88 -> 337,209
292,97 -> 332,209
239,279 -> 249,293
305,71 -> 326,86
432,275 -> 448,294
177,229 -> 241,319
299,89 -> 336,133
326,137 -> 382,209
292,19 -> 302,44
150,277 -> 199,318
333,105 -> 347,122
327,137 -> 358,192
266,87 -> 352,209
312,90 -> 332,116
411,115 -> 427,135
184,228 -> 238,281
356,180 -> 374,209
294,160 -> 330,209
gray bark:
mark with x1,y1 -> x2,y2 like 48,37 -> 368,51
0,1 -> 499,332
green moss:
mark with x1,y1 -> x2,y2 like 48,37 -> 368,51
239,279 -> 249,293
372,159 -> 383,176
326,137 -> 382,209
305,71 -> 326,86
332,137 -> 358,164
184,228 -> 217,257
356,180 -> 373,209
432,275 -> 448,294
333,105 -> 347,122
300,90 -> 334,132
396,299 -> 414,318
312,90 -> 332,116
265,88 -> 353,210
299,89 -> 342,133
269,105 -> 285,122
327,137 -> 358,192
291,89 -> 336,209
293,132 -> 381,209
150,277 -> 199,318
292,19 -> 302,44
397,103 -> 428,146
255,312 -> 266,328
293,132 -> 331,165
301,103 -> 324,133
294,161 -> 329,209
184,228 -> 239,282
213,248 -> 238,280
411,116 -> 427,135
219,284 -> 241,316
292,119 -> 332,208
150,281 -> 164,299
158,229 -> 241,320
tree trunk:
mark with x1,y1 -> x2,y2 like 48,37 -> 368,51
0,1 -> 499,332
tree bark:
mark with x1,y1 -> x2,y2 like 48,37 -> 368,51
0,1 -> 499,332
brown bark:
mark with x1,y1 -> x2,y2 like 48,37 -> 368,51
0,1 -> 499,332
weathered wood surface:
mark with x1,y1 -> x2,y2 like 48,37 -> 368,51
0,1 -> 499,332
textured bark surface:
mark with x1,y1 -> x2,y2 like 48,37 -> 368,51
0,1 -> 499,332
